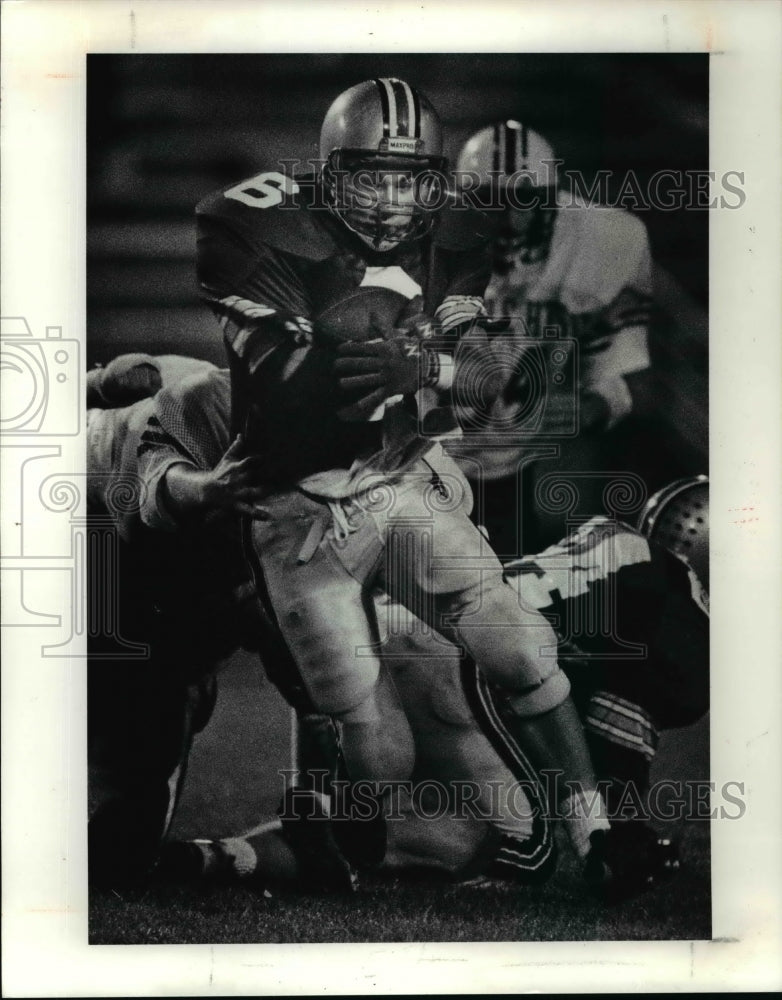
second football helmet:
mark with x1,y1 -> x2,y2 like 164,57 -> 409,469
456,120 -> 559,270
320,78 -> 447,252
638,475 -> 709,598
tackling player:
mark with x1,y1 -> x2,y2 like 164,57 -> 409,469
87,355 -> 274,886
88,352 -> 542,892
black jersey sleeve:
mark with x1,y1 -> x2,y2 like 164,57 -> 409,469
196,204 -> 379,483
197,212 -> 315,371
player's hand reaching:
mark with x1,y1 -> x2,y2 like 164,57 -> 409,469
161,434 -> 269,519
333,338 -> 428,421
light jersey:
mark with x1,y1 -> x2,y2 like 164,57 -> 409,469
484,194 -> 652,426
86,358 -> 221,541
504,515 -> 652,609
86,399 -> 157,542
485,193 -> 652,338
380,516 -> 653,639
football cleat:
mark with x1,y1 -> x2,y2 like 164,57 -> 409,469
155,834 -> 272,888
583,823 -> 681,903
277,787 -> 359,893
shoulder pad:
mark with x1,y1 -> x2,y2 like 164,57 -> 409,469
558,195 -> 649,253
432,194 -> 493,252
196,171 -> 340,261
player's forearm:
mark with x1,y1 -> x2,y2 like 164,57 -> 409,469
159,462 -> 212,518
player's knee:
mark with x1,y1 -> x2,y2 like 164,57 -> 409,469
502,663 -> 572,719
309,661 -> 379,718
338,696 -> 415,784
481,618 -> 571,718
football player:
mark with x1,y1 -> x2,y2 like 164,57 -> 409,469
87,355 -> 274,886
449,120 -> 653,553
196,78 -> 615,871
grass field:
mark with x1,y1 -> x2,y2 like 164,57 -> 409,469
89,651 -> 711,945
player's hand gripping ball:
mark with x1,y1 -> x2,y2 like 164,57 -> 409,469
317,290 -> 436,420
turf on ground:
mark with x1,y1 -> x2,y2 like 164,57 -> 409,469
89,824 -> 710,945
89,651 -> 711,945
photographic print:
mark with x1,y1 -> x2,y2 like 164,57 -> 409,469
85,52 -> 712,946
2,2 -> 780,996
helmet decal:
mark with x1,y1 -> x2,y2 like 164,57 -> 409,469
374,78 -> 421,140
493,120 -> 531,176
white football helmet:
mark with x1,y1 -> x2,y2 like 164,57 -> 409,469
456,120 -> 559,269
320,78 -> 447,252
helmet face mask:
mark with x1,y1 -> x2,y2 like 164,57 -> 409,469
324,151 -> 447,251
320,79 -> 447,252
486,187 -> 558,270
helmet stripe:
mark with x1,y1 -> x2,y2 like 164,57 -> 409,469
397,79 -> 417,137
520,123 -> 529,167
374,77 -> 392,137
492,123 -> 501,173
378,77 -> 399,136
409,84 -> 421,138
504,121 -> 515,176
389,79 -> 408,135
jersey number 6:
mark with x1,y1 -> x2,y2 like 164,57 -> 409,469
224,171 -> 300,209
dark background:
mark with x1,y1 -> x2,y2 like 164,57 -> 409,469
87,53 -> 708,467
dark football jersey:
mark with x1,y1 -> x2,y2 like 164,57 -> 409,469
196,170 -> 491,493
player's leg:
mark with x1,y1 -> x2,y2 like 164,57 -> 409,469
385,627 -> 558,885
244,490 -> 415,786
242,490 -> 416,884
371,459 -> 609,864
88,658 -> 216,886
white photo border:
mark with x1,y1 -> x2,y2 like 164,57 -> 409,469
2,0 -> 780,995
